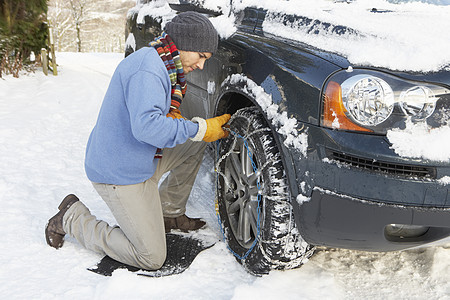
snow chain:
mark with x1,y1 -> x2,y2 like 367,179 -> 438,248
214,108 -> 316,269
214,109 -> 276,261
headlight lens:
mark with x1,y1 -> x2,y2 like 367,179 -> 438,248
322,69 -> 449,134
399,86 -> 436,120
342,75 -> 394,126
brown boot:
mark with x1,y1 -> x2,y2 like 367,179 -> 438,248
164,214 -> 206,233
45,194 -> 79,249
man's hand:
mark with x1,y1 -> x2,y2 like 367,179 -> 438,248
191,114 -> 231,142
167,108 -> 185,119
203,114 -> 231,142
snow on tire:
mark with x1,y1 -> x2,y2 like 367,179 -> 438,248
216,107 -> 314,275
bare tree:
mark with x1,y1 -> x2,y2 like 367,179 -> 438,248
68,0 -> 94,52
47,0 -> 135,53
47,0 -> 72,51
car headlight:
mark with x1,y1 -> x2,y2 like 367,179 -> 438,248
399,86 -> 436,120
322,69 -> 449,134
342,75 -> 395,126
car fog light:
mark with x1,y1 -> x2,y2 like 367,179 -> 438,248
385,224 -> 429,238
399,86 -> 436,120
341,75 -> 394,126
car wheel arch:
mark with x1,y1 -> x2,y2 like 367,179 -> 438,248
214,87 -> 303,209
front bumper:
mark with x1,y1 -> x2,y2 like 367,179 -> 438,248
290,125 -> 450,251
297,188 -> 450,251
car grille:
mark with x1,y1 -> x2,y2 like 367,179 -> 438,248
327,150 -> 436,179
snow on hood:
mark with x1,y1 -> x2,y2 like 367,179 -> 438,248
233,0 -> 450,72
158,0 -> 450,72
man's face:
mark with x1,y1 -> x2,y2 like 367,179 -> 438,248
179,50 -> 212,74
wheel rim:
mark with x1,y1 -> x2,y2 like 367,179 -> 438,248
224,138 -> 262,249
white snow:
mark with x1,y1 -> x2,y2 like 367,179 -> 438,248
209,14 -> 237,39
130,0 -> 176,27
438,176 -> 450,185
296,194 -> 311,205
297,181 -> 312,205
125,32 -> 136,52
207,80 -> 216,94
387,119 -> 450,162
1,52 -> 449,299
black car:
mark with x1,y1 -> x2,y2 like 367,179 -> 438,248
126,0 -> 450,275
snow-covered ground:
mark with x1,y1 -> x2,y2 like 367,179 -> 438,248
0,53 -> 449,299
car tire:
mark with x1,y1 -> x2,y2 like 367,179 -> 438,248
216,107 -> 314,275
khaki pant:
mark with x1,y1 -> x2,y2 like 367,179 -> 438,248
63,140 -> 207,270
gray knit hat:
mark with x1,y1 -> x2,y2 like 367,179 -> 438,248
164,11 -> 218,54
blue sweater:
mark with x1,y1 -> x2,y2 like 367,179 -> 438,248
85,47 -> 199,185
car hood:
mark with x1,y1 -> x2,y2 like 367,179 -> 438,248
163,0 -> 450,73
137,1 -> 450,73
239,0 -> 450,73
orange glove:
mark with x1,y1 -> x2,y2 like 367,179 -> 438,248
203,114 -> 231,142
166,108 -> 185,119
191,114 -> 231,142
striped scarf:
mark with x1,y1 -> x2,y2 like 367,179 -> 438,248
149,32 -> 186,110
